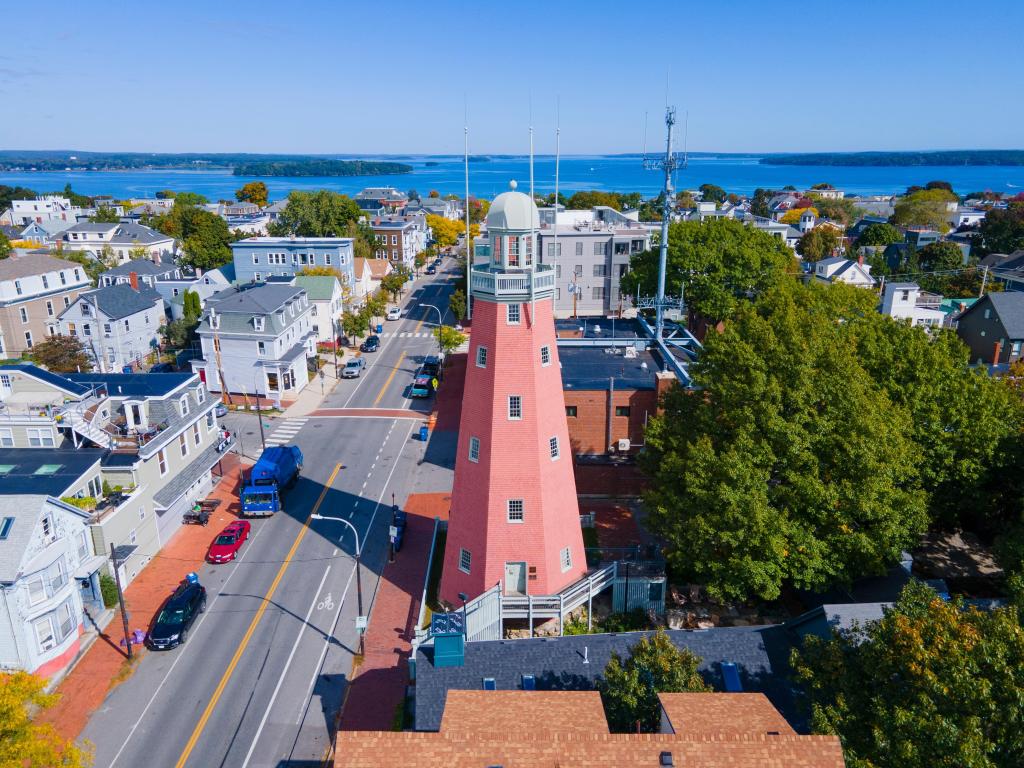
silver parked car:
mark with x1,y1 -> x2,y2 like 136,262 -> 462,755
342,357 -> 366,378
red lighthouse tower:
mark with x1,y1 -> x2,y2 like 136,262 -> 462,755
440,181 -> 586,606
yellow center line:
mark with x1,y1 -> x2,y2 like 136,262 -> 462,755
174,462 -> 343,768
372,351 -> 405,407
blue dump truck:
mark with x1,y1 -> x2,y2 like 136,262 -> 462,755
240,445 -> 303,517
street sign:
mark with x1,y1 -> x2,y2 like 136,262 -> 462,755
355,615 -> 368,631
389,525 -> 398,539
318,369 -> 325,380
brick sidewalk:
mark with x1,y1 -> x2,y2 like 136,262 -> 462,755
338,493 -> 450,732
38,453 -> 248,743
432,353 -> 466,432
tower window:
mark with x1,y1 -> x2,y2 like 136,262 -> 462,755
508,395 -> 522,420
507,499 -> 524,523
507,303 -> 521,324
468,436 -> 480,462
549,436 -> 560,460
565,405 -> 578,417
560,547 -> 572,572
476,345 -> 488,368
459,548 -> 472,573
540,345 -> 551,366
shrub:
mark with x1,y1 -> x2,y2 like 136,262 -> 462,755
99,572 -> 119,608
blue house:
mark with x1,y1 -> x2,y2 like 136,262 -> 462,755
231,236 -> 355,290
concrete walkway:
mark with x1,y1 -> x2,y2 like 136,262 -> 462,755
338,493 -> 450,732
38,453 -> 249,744
283,357 -> 343,418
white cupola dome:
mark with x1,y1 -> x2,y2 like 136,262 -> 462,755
486,180 -> 539,232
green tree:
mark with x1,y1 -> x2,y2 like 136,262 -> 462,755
434,326 -> 466,357
0,670 -> 93,767
151,204 -> 235,271
750,188 -> 775,218
448,288 -> 467,322
642,281 -> 928,601
811,196 -> 858,226
182,289 -> 202,320
857,222 -> 902,247
155,189 -> 176,199
566,190 -> 623,210
381,267 -> 409,301
796,227 -> 840,261
0,231 -> 11,260
0,184 -> 38,210
428,214 -> 464,248
891,188 -> 957,233
598,630 -> 709,733
57,184 -> 92,207
365,291 -> 387,322
976,201 -> 1024,255
268,190 -> 362,237
792,580 -> 1024,768
621,218 -> 795,325
160,318 -> 198,349
698,183 -> 727,204
414,251 -> 427,272
173,191 -> 208,206
89,206 -> 121,223
29,335 -> 93,372
340,309 -> 370,346
235,181 -> 269,207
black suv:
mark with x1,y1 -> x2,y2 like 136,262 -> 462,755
360,335 -> 380,352
147,580 -> 206,650
420,356 -> 441,378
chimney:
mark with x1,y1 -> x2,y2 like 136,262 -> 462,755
129,271 -> 139,290
152,252 -> 161,265
993,340 -> 1003,366
857,253 -> 864,266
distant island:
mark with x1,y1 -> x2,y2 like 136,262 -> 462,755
233,160 -> 412,177
762,150 -> 1024,167
467,155 -> 491,163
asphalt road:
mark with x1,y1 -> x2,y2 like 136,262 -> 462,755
82,262 -> 459,768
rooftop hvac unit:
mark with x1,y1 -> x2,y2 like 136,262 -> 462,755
617,438 -> 631,452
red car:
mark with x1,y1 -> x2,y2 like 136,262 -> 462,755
206,520 -> 251,563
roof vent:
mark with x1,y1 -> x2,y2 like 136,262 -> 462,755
659,752 -> 674,766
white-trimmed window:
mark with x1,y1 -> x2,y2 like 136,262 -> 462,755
506,303 -> 521,324
540,345 -> 551,366
549,436 -> 560,460
560,547 -> 572,572
459,548 -> 472,573
196,386 -> 206,404
27,574 -> 47,605
508,395 -> 522,420
193,423 -> 201,446
0,428 -> 13,447
206,411 -> 215,431
475,346 -> 487,368
139,506 -> 146,520
27,428 -> 55,447
252,254 -> 260,264
507,499 -> 524,523
468,436 -> 480,462
179,395 -> 189,417
257,341 -> 266,357
254,316 -> 265,331
179,433 -> 188,457
157,449 -> 167,476
19,307 -> 28,324
34,615 -> 56,652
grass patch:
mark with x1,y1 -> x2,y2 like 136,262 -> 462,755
582,526 -> 600,548
109,653 -> 141,689
425,530 -> 447,617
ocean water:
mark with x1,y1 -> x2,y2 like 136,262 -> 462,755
2,155 -> 1022,201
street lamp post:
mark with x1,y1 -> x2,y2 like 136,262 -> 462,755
421,303 -> 445,356
311,513 -> 364,654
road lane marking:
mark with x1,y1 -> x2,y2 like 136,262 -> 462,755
173,462 -> 344,768
239,565 -> 332,768
108,521 -> 272,768
372,351 -> 405,407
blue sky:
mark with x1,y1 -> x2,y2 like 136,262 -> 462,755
3,0 -> 1022,154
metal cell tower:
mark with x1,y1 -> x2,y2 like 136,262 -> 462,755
642,106 -> 686,343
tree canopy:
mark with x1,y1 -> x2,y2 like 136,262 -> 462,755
566,190 -> 623,210
698,183 -> 727,204
796,227 -> 839,261
0,671 -> 92,767
0,184 -> 38,211
621,218 -> 795,325
0,231 -> 11,260
29,335 -> 93,372
427,214 -> 465,248
88,206 -> 120,223
235,181 -> 269,207
792,580 -> 1024,768
857,222 -> 902,247
598,630 -> 709,733
891,188 -> 957,233
267,190 -> 362,237
149,203 -> 236,271
975,201 -> 1024,255
780,206 -> 818,225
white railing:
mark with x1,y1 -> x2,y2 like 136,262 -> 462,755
471,265 -> 556,297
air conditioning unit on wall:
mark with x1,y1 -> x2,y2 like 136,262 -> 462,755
617,438 -> 630,452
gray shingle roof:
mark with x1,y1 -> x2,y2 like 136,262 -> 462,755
75,283 -> 163,320
985,291 -> 1024,338
0,495 -> 48,583
0,252 -> 84,281
102,259 -> 178,278
153,442 -> 224,508
414,626 -> 796,732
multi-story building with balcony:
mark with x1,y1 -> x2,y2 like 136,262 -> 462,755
191,284 -> 315,400
0,364 -> 227,587
5,195 -> 87,226
0,252 -> 92,357
230,236 -> 355,289
58,222 -> 176,265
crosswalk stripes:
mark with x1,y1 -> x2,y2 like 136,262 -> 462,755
379,331 -> 434,338
264,417 -> 308,445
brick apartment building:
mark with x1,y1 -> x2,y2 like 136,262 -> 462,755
369,216 -> 426,272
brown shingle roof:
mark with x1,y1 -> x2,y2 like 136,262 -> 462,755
0,253 -> 82,281
660,693 -> 795,737
335,691 -> 845,768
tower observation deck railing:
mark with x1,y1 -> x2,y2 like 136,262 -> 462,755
471,263 -> 556,298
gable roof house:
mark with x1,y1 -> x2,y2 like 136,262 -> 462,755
351,257 -> 393,303
811,256 -> 876,288
191,284 -> 315,401
0,253 -> 92,358
954,291 -> 1024,367
293,275 -> 344,344
58,222 -> 176,265
99,259 -> 182,289
58,282 -> 166,372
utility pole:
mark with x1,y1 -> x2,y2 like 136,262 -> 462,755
212,312 -> 232,406
109,543 -> 133,659
979,264 -> 989,298
253,379 -> 266,451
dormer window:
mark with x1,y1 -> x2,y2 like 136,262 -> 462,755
254,316 -> 265,332
277,311 -> 285,324
179,395 -> 189,417
210,313 -> 220,329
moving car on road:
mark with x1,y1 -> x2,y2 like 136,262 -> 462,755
206,520 -> 251,563
342,357 -> 366,378
425,265 -> 436,275
360,335 -> 380,352
386,307 -> 401,320
147,577 -> 206,650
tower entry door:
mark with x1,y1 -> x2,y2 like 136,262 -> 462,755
504,561 -> 527,595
